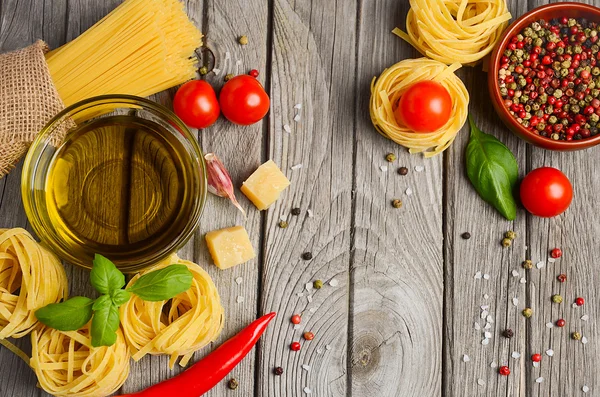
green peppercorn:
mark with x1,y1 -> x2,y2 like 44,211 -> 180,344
522,259 -> 533,269
556,46 -> 565,55
590,114 -> 599,123
392,199 -> 402,209
279,221 -> 288,229
548,115 -> 558,124
500,87 -> 508,96
553,89 -> 563,98
501,238 -> 512,248
224,73 -> 235,81
534,37 -> 543,47
505,231 -> 517,240
238,35 -> 249,45
228,378 -> 239,390
568,18 -> 577,27
385,153 -> 396,162
552,294 -> 563,304
560,68 -> 570,77
313,280 -> 323,289
522,308 -> 533,318
551,133 -> 560,140
199,66 -> 209,75
571,331 -> 582,340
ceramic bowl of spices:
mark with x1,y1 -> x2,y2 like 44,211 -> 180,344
488,2 -> 600,150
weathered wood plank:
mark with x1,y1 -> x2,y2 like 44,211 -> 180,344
353,1 -> 444,396
257,0 -> 356,395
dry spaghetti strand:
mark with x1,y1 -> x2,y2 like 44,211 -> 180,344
30,325 -> 130,397
45,0 -> 202,107
370,58 -> 469,157
0,228 -> 68,339
394,0 -> 511,65
120,254 -> 224,369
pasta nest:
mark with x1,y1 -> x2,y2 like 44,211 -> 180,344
0,228 -> 68,339
120,254 -> 224,369
30,324 -> 130,397
370,58 -> 469,157
395,0 -> 512,65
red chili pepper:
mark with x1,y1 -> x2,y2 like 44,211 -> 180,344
120,312 -> 276,397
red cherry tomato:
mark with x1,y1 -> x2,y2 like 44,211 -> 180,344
219,75 -> 270,125
173,80 -> 220,129
520,167 -> 573,217
394,80 -> 453,133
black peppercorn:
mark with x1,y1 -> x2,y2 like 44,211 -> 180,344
502,328 -> 514,338
461,232 -> 471,240
274,367 -> 284,376
291,208 -> 301,216
398,167 -> 408,176
302,252 -> 313,260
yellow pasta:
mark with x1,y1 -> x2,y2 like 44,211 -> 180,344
0,228 -> 68,339
394,0 -> 511,65
120,254 -> 224,369
46,0 -> 202,107
30,325 -> 130,397
370,58 -> 469,157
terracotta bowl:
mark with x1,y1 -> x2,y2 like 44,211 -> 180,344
488,2 -> 600,151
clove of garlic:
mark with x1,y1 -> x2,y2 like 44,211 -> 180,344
204,153 -> 246,218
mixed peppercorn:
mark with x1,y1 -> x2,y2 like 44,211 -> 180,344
498,17 -> 600,141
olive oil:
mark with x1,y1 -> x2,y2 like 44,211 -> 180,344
46,114 -> 198,270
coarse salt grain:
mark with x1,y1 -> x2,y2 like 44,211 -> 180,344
483,274 -> 490,280
307,295 -> 313,303
380,166 -> 388,172
490,361 -> 497,368
581,314 -> 590,321
582,336 -> 588,345
326,344 -> 332,350
512,352 -> 521,359
225,51 -> 231,59
237,296 -> 244,303
463,354 -> 470,362
512,297 -> 519,307
294,114 -> 301,122
481,305 -> 489,310
316,348 -> 323,354
307,209 -> 314,218
213,68 -> 221,75
477,379 -> 485,386
474,271 -> 482,279
297,292 -> 304,297
405,187 -> 413,196
573,303 -> 579,308
583,385 -> 590,393
484,332 -> 492,339
474,322 -> 481,330
484,294 -> 489,299
280,214 -> 288,222
536,377 -> 544,383
546,349 -> 554,357
302,364 -> 311,371
520,277 -> 527,284
414,165 -> 424,172
305,282 -> 313,291
548,257 -> 556,263
536,261 -> 545,269
309,307 -> 317,313
484,323 -> 491,330
512,269 -> 520,277
294,103 -> 302,109
291,164 -> 303,170
294,324 -> 301,330
533,361 -> 540,368
329,279 -> 339,287
546,322 -> 554,328
283,124 -> 292,133
235,277 -> 243,285
304,387 -> 312,395
481,311 -> 488,319
486,315 -> 494,323
482,338 -> 490,345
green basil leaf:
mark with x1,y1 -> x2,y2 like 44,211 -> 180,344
92,295 -> 112,311
126,265 -> 192,302
90,254 -> 125,295
466,116 -> 519,221
91,303 -> 120,347
35,296 -> 94,331
111,289 -> 131,307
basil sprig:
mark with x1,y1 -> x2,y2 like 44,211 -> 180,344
466,116 -> 519,220
35,254 -> 193,347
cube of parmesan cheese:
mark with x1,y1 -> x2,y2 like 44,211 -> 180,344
240,160 -> 290,210
205,226 -> 256,269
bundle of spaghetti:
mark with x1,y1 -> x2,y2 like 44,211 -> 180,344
394,0 -> 511,65
45,0 -> 202,107
120,254 -> 224,369
0,228 -> 68,339
370,58 -> 469,157
30,324 -> 130,397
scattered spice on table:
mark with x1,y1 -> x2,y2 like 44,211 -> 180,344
313,280 -> 323,289
576,297 -> 585,306
398,166 -> 409,175
552,294 -> 563,304
238,35 -> 248,45
498,17 -> 600,141
273,367 -> 284,376
461,232 -> 471,240
228,379 -> 239,390
498,366 -> 510,376
301,252 -> 313,260
522,307 -> 533,318
522,259 -> 533,269
572,331 -> 582,340
557,273 -> 567,282
278,221 -> 288,229
291,208 -> 301,216
501,237 -> 512,247
556,318 -> 566,327
249,69 -> 259,78
502,328 -> 514,338
551,247 -> 563,258
291,314 -> 301,325
303,332 -> 314,341
505,230 -> 517,240
392,199 -> 402,208
385,153 -> 396,162
225,73 -> 234,81
290,342 -> 301,351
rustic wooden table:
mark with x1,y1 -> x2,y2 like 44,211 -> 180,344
1,0 -> 599,396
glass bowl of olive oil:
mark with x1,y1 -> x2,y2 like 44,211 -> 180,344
22,95 -> 206,272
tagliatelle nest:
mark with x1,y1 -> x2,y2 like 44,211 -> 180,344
370,58 -> 469,157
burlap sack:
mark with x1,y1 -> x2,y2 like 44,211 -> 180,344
0,40 -> 66,179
